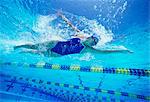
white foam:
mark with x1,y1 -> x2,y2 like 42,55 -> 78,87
0,39 -> 33,46
0,38 -> 33,54
32,15 -> 65,42
74,16 -> 114,46
33,15 -> 56,34
80,53 -> 95,61
87,20 -> 113,46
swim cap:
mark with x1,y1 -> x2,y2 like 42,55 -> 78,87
91,36 -> 99,45
87,36 -> 99,46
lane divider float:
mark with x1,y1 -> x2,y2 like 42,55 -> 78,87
0,61 -> 149,77
0,73 -> 149,101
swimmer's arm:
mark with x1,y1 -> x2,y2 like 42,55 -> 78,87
73,34 -> 87,39
57,11 -> 81,32
20,49 -> 44,55
57,11 -> 88,40
92,47 -> 133,53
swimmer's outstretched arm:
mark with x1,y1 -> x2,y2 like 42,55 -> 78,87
14,44 -> 38,50
20,49 -> 43,55
92,47 -> 133,53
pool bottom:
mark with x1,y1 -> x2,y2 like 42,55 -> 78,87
0,67 -> 149,102
0,91 -> 64,102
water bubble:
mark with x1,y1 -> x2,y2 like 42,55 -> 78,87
94,5 -> 97,10
112,0 -> 116,3
80,53 -> 95,61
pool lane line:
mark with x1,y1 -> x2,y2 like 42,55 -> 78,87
0,73 -> 125,102
0,73 -> 149,101
46,87 -> 126,102
0,91 -> 51,102
0,83 -> 124,102
0,74 -> 138,102
0,61 -> 150,77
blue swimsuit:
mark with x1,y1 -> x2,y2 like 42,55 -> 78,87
51,38 -> 84,55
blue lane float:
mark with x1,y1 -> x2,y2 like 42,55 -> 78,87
0,61 -> 150,77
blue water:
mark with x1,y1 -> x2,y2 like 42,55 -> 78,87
0,0 -> 149,102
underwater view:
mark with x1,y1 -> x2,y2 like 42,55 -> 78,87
0,0 -> 149,102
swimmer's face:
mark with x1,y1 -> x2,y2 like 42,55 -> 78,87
84,36 -> 99,46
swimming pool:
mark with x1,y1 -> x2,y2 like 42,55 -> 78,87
0,0 -> 149,102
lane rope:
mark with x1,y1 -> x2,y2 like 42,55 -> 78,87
0,73 -> 149,101
0,61 -> 150,77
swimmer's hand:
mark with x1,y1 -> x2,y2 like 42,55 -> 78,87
92,46 -> 134,53
127,50 -> 134,53
73,34 -> 87,39
56,9 -> 63,16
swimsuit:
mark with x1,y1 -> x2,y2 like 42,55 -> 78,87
51,38 -> 84,55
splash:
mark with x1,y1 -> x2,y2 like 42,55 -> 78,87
93,0 -> 128,30
32,15 -> 65,42
0,0 -> 129,56
80,53 -> 95,61
0,11 -> 116,54
32,12 -> 114,47
85,20 -> 113,46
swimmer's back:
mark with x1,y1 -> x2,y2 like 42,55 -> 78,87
51,38 -> 84,55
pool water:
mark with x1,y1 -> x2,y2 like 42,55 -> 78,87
0,0 -> 149,102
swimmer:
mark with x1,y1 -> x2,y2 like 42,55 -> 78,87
14,12 -> 133,57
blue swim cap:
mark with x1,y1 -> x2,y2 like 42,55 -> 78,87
92,33 -> 100,39
87,35 -> 99,46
